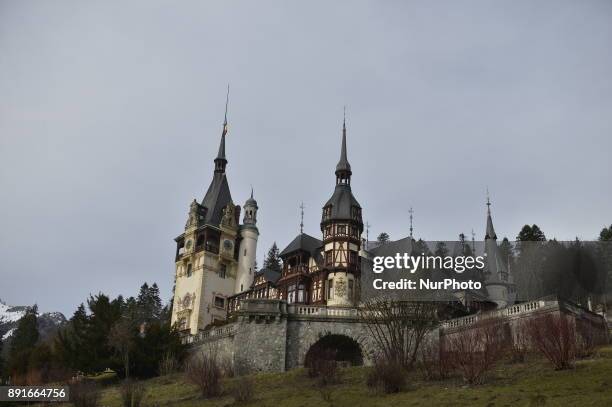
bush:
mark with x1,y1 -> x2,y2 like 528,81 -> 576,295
366,357 -> 405,394
70,381 -> 101,407
418,339 -> 454,380
576,320 -> 597,358
509,322 -> 529,363
185,352 -> 223,398
526,314 -> 576,370
120,380 -> 146,407
448,318 -> 506,385
220,357 -> 235,378
159,352 -> 180,376
231,375 -> 255,403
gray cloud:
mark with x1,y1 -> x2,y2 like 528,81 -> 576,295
1,0 -> 611,315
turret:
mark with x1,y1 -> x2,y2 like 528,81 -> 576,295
322,111 -> 363,307
236,189 -> 259,293
483,192 -> 515,308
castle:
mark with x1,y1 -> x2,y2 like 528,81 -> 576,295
170,98 -> 608,372
170,98 -> 517,335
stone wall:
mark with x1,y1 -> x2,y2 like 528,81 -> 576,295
189,297 -> 609,374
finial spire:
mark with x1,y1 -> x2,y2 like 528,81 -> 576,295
299,202 -> 305,234
223,84 -> 229,135
250,186 -> 254,199
214,85 -> 230,173
409,207 -> 414,239
485,188 -> 497,240
365,221 -> 370,248
335,106 -> 352,183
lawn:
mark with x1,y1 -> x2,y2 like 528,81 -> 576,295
97,346 -> 612,407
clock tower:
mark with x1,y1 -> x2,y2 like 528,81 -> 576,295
171,91 -> 245,334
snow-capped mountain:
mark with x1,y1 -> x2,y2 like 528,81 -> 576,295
0,298 -> 67,343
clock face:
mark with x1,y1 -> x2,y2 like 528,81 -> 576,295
185,240 -> 192,250
223,239 -> 233,250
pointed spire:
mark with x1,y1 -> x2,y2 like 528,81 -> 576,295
409,207 -> 414,239
250,186 -> 254,199
335,106 -> 352,183
299,202 -> 305,234
485,188 -> 497,240
214,85 -> 230,173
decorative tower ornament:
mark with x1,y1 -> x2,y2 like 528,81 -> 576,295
299,202 -> 305,234
409,207 -> 414,239
214,85 -> 230,174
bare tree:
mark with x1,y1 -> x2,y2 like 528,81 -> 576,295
359,298 -> 437,369
525,313 -> 576,370
108,318 -> 135,379
185,351 -> 223,398
447,318 -> 506,384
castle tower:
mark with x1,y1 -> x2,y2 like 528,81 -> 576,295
171,89 -> 241,334
236,189 -> 259,293
483,193 -> 516,308
321,111 -> 363,306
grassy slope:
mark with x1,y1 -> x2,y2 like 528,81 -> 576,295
99,346 -> 612,407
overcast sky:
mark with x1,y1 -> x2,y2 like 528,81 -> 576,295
1,0 -> 611,316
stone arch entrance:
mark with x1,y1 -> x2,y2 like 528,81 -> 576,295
304,334 -> 363,367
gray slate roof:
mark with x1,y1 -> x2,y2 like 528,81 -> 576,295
254,267 -> 281,284
279,233 -> 322,257
323,184 -> 361,220
201,172 -> 233,226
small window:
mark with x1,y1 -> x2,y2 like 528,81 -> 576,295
244,248 -> 247,256
219,264 -> 227,278
327,280 -> 334,299
186,264 -> 193,277
325,251 -> 333,265
214,296 -> 225,309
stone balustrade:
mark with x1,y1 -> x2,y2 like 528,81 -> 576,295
441,298 -> 552,331
289,304 -> 359,318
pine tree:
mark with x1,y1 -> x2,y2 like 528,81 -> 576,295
516,224 -> 546,241
136,283 -> 163,322
599,224 -> 612,241
434,241 -> 449,257
7,305 -> 39,376
263,242 -> 282,273
499,237 -> 515,270
149,283 -> 163,321
377,232 -> 390,244
9,305 -> 39,354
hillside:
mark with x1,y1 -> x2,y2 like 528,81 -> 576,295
95,346 -> 612,407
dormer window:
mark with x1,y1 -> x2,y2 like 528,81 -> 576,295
323,206 -> 332,220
